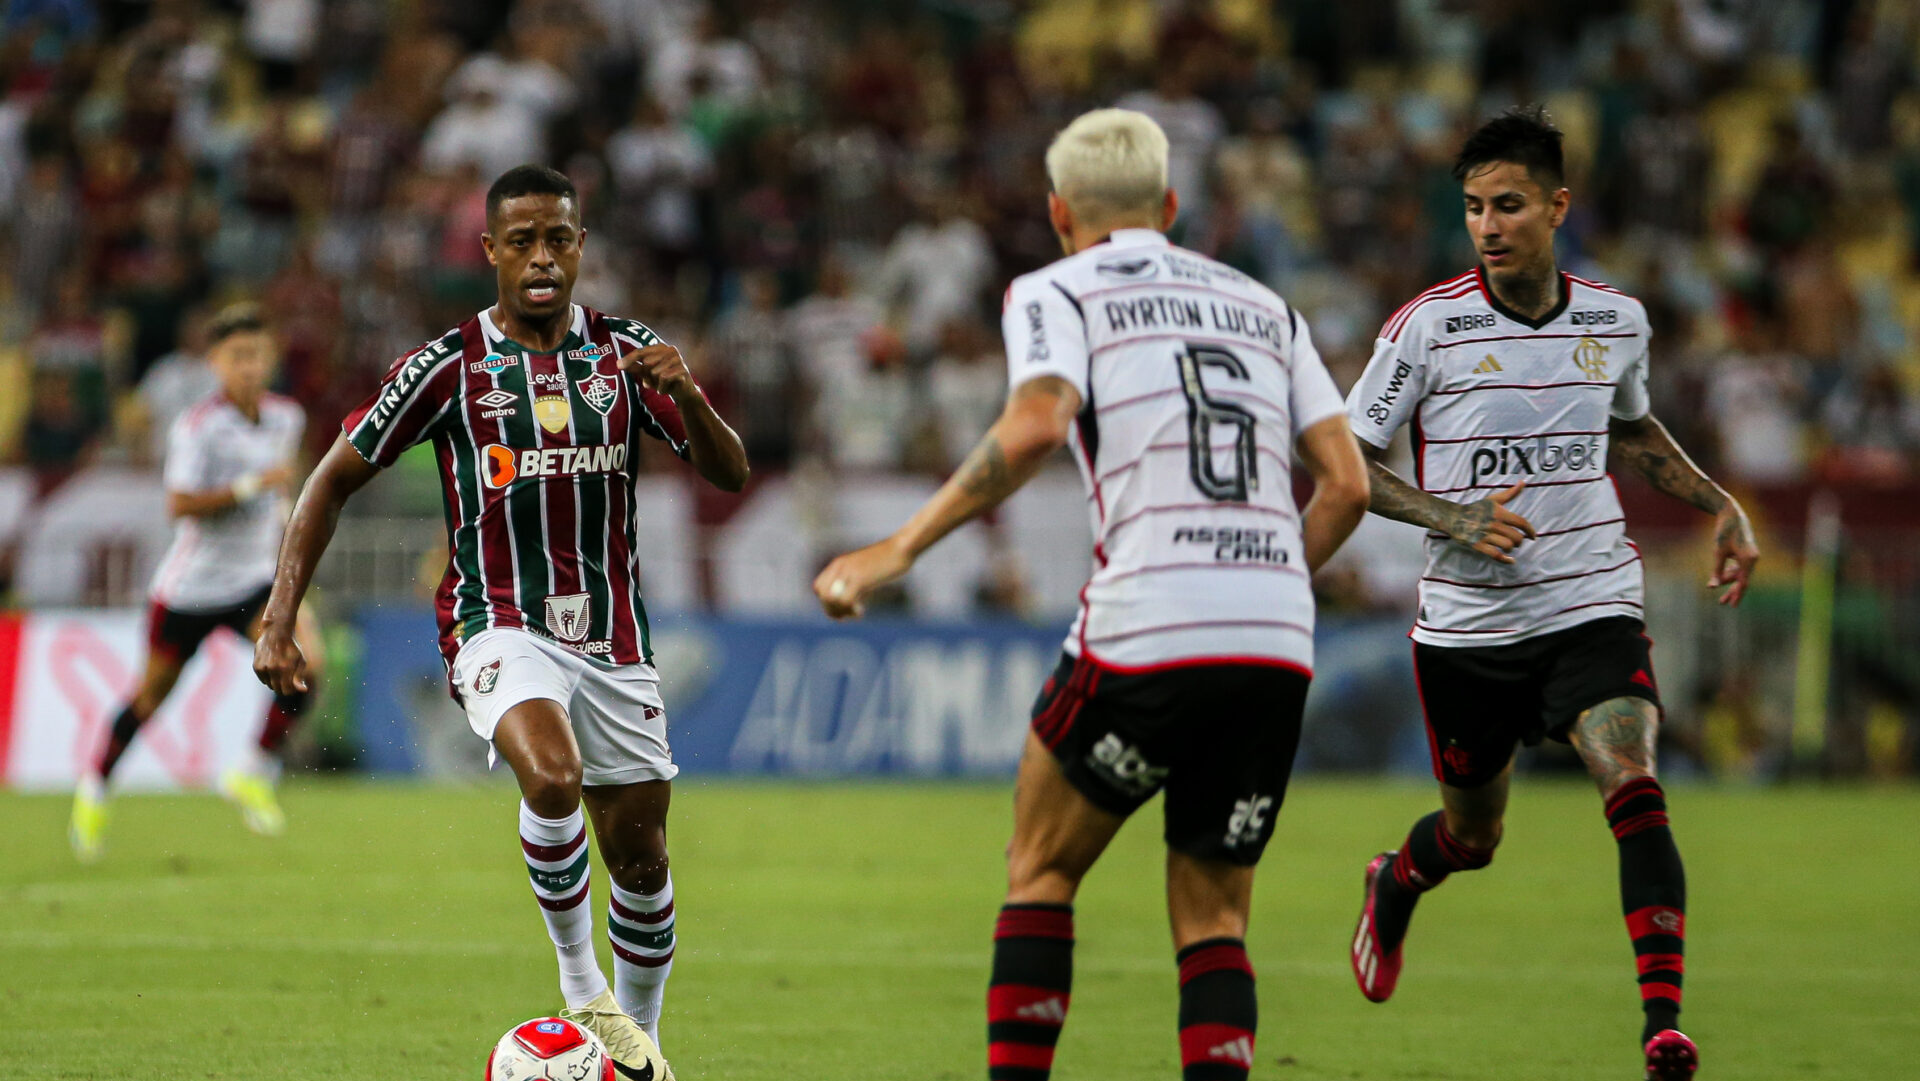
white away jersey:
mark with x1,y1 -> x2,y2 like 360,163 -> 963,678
1004,228 -> 1346,672
1346,270 -> 1651,647
150,393 -> 305,611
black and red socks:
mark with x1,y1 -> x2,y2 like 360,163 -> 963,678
1177,938 -> 1256,1081
987,903 -> 1073,1080
1375,809 -> 1497,952
1607,777 -> 1687,1042
94,701 -> 152,780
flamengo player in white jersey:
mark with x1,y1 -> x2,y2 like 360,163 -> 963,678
1342,108 -> 1759,1081
253,165 -> 749,1080
68,304 -> 326,861
814,109 -> 1369,1081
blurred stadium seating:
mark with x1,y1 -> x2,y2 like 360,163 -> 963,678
0,0 -> 1914,781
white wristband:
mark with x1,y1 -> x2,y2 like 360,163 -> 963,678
231,473 -> 263,502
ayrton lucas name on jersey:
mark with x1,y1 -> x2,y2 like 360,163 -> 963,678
1103,294 -> 1289,350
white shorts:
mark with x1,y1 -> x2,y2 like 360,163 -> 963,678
449,628 -> 679,786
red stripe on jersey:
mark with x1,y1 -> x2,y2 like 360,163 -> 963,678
1381,272 -> 1476,341
1426,474 -> 1609,496
1429,380 -> 1612,397
1568,274 -> 1628,296
1422,553 -> 1641,591
1085,616 -> 1313,645
1431,330 -> 1638,350
531,351 -> 584,605
1417,428 -> 1608,445
1385,281 -> 1480,341
587,316 -> 644,663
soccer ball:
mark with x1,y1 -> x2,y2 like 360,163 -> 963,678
486,1017 -> 612,1081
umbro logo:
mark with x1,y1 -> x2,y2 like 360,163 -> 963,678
1016,997 -> 1067,1024
1472,355 -> 1503,374
476,388 -> 518,418
1208,1036 -> 1255,1066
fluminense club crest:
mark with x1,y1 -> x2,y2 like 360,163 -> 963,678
578,372 -> 618,416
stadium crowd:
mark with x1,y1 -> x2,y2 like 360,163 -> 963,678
1,0 -> 1918,498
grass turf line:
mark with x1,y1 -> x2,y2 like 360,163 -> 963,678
1,779 -> 1915,1079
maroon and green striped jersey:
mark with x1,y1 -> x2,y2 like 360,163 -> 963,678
342,305 -> 690,673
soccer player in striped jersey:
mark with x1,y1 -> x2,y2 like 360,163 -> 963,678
253,165 -> 748,1080
69,303 -> 326,861
814,109 -> 1371,1081
1342,107 -> 1759,1080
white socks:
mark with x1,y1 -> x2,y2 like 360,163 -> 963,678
518,801 -> 610,1007
608,873 -> 676,1044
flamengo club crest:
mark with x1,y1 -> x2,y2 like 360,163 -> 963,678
1574,336 -> 1611,379
578,372 -> 617,416
544,592 -> 591,642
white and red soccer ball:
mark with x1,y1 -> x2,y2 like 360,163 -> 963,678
486,1017 -> 612,1081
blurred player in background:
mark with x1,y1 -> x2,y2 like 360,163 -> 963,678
1342,107 -> 1759,1080
69,303 -> 323,861
253,164 -> 749,1081
814,109 -> 1370,1081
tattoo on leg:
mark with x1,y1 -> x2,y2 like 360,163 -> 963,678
1572,697 -> 1659,796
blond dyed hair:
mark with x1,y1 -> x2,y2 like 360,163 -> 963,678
1045,108 -> 1170,224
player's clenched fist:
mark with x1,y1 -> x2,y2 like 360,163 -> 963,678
618,344 -> 696,399
252,626 -> 310,695
813,538 -> 914,620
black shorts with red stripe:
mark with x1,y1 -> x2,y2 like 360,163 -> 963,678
146,584 -> 273,668
1414,615 -> 1660,788
1029,652 -> 1310,866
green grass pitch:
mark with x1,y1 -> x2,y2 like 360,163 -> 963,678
2,779 -> 1915,1079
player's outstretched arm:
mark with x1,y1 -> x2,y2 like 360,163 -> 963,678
253,436 -> 379,694
1294,414 -> 1371,572
1359,443 -> 1536,564
168,463 -> 295,519
620,343 -> 750,492
1608,412 -> 1759,605
813,375 -> 1080,619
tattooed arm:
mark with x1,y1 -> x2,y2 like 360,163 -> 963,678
813,376 -> 1080,619
1358,443 -> 1537,564
1609,413 -> 1760,605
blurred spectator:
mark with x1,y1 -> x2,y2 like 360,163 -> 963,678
605,96 -> 713,275
872,188 -> 993,357
709,269 -> 798,466
15,369 -> 99,486
926,318 -> 1005,470
1818,366 -> 1920,485
1705,323 -> 1808,484
788,255 -> 884,456
647,9 -> 761,119
1116,53 -> 1224,237
131,306 -> 217,466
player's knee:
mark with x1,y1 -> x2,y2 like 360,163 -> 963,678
518,757 -> 583,816
604,845 -> 669,893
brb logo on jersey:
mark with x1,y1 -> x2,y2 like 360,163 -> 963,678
1469,435 -> 1603,482
483,443 -> 629,488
